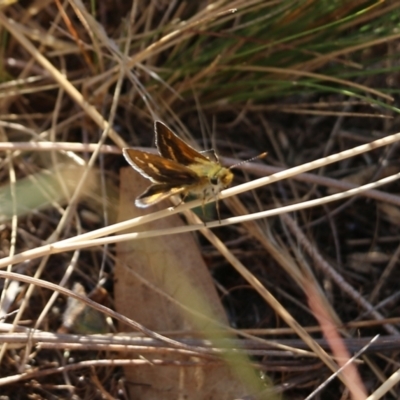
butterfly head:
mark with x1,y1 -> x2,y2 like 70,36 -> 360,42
209,167 -> 234,189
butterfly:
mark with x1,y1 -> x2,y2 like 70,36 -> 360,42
123,121 -> 234,213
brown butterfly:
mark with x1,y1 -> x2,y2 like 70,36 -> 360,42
123,121 -> 234,211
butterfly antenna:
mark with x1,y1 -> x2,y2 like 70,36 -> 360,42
229,152 -> 267,170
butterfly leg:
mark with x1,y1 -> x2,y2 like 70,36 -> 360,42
216,196 -> 222,224
203,190 -> 222,224
199,198 -> 206,225
172,192 -> 188,209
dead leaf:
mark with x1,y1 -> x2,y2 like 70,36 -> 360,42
115,167 -> 257,400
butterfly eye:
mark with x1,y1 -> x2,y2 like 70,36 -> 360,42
210,177 -> 219,185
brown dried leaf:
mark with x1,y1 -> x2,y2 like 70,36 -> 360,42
115,167 -> 253,400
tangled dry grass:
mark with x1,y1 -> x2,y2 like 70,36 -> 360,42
0,1 -> 400,399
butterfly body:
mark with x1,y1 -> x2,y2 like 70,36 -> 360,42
123,121 -> 233,208
186,162 -> 233,199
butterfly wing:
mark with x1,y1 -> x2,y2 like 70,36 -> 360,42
123,148 -> 199,184
135,183 -> 186,207
155,121 -> 209,165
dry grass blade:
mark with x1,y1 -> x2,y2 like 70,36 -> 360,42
0,131 -> 398,269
